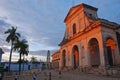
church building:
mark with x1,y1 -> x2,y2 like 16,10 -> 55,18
59,3 -> 120,73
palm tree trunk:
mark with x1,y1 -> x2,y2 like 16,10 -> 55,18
8,42 -> 13,72
22,55 -> 25,71
19,53 -> 22,75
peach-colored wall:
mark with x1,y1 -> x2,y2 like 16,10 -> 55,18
101,26 -> 120,65
59,4 -> 120,70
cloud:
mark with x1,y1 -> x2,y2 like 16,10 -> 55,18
0,19 -> 11,48
0,0 -> 67,51
30,49 -> 57,56
0,18 -> 57,62
85,0 -> 120,23
0,0 -> 120,61
2,49 -> 56,62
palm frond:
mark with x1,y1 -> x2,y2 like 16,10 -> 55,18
16,33 -> 21,37
4,29 -> 12,34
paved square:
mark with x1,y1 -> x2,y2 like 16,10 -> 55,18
3,70 -> 120,80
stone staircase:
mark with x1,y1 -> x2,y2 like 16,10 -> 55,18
88,66 -> 120,77
61,66 -> 120,77
106,66 -> 120,77
88,67 -> 106,75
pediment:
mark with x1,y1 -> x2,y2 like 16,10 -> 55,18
64,3 -> 98,23
64,4 -> 83,22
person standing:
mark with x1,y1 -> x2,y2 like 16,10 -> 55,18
49,71 -> 51,80
59,71 -> 61,78
32,72 -> 37,80
0,73 -> 3,80
14,73 -> 18,80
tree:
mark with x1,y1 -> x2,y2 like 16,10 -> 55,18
31,56 -> 38,63
31,56 -> 39,69
4,26 -> 20,71
14,39 -> 29,74
17,58 -> 28,63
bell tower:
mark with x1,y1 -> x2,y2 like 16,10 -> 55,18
46,50 -> 50,69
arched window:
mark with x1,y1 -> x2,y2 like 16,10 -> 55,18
73,23 -> 76,35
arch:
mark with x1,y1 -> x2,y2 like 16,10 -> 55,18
88,38 -> 100,67
62,50 -> 66,68
106,37 -> 116,66
73,23 -> 76,34
72,45 -> 79,69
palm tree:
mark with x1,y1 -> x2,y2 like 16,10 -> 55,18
31,56 -> 38,63
31,56 -> 38,69
22,54 -> 25,71
14,39 -> 29,74
4,26 -> 20,71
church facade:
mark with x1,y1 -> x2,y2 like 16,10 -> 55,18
59,3 -> 120,72
52,51 -> 60,70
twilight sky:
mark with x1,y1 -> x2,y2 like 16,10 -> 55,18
0,0 -> 120,62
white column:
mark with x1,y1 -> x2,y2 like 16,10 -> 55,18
86,46 -> 91,67
99,38 -> 106,67
65,49 -> 68,67
59,50 -> 63,70
67,48 -> 71,68
78,43 -> 82,67
70,49 -> 74,68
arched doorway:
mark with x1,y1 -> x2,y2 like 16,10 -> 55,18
72,45 -> 79,69
106,38 -> 116,66
62,50 -> 66,68
89,38 -> 100,67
